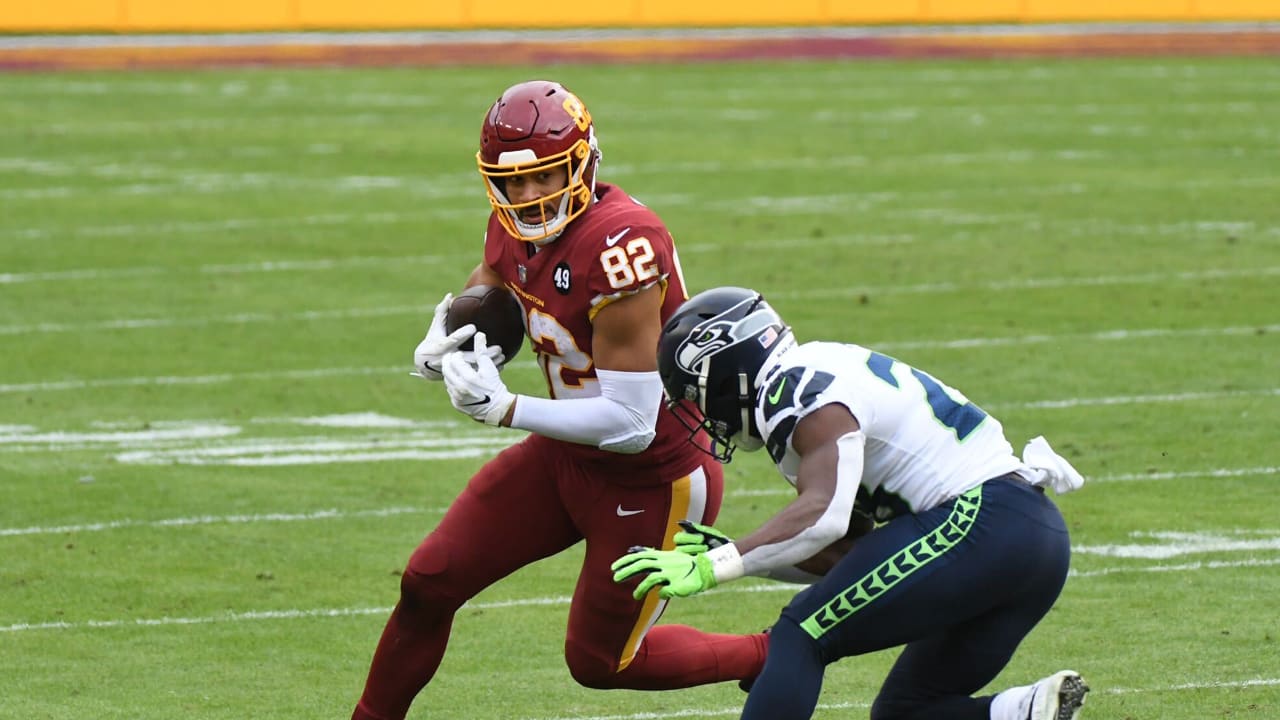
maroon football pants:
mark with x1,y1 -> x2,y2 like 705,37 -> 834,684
352,434 -> 768,720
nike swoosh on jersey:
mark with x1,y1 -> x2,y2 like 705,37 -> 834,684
616,504 -> 645,517
604,227 -> 631,247
767,378 -> 787,405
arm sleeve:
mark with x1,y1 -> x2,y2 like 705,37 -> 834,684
760,566 -> 825,585
508,369 -> 661,454
739,431 -> 865,577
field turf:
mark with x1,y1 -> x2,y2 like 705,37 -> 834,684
2,53 -> 1278,719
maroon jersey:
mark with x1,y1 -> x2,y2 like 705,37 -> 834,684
483,182 -> 704,478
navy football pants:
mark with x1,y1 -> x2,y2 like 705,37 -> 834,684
741,476 -> 1071,720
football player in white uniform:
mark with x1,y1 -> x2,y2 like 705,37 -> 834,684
613,287 -> 1089,720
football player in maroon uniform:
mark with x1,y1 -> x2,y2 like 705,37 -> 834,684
350,80 -> 768,720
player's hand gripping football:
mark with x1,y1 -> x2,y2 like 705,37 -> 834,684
673,520 -> 733,555
612,547 -> 717,600
412,293 -> 502,381
442,332 -> 516,426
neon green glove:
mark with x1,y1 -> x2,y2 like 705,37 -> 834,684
673,520 -> 733,555
611,548 -> 717,600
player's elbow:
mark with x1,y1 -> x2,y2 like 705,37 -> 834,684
598,428 -> 655,454
595,369 -> 661,454
808,510 -> 851,549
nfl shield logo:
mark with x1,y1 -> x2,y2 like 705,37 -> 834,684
517,265 -> 527,284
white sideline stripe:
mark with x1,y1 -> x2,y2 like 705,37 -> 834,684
4,557 -> 1276,635
0,506 -> 433,537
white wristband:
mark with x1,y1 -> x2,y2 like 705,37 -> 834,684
705,543 -> 745,584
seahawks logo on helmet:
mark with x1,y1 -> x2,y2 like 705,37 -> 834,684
673,304 -> 783,394
674,322 -> 735,376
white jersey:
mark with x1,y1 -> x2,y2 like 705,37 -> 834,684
754,341 -> 1026,517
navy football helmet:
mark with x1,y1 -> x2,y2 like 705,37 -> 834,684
658,287 -> 794,462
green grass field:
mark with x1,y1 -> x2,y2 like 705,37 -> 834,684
2,55 -> 1278,719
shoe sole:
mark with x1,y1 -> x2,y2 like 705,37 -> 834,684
1053,673 -> 1090,720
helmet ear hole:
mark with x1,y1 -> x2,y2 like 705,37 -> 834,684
709,374 -> 744,427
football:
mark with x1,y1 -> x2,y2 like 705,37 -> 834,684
445,285 -> 526,365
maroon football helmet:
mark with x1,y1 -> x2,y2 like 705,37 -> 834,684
477,80 -> 600,243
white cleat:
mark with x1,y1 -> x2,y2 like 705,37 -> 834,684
1024,670 -> 1089,720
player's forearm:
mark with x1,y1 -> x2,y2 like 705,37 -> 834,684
738,507 -> 851,576
508,369 -> 661,453
734,432 -> 867,578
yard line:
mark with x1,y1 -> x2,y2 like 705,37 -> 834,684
523,676 -> 1280,720
0,507 -> 432,537
993,387 -> 1280,410
0,305 -> 432,335
5,352 -> 1277,411
875,323 -> 1280,352
118,446 -> 505,466
778,265 -> 1280,299
1097,466 -> 1280,482
0,233 -> 905,292
2,209 -> 470,243
0,250 -> 457,284
3,466 -> 1274,538
2,298 -> 1273,346
4,557 -> 1277,635
728,466 -> 1280,498
1076,535 -> 1280,560
0,365 -> 401,393
0,232 -> 900,284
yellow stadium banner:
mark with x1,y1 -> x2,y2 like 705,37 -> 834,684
3,0 -> 1280,32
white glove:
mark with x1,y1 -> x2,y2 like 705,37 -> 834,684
442,331 -> 517,426
411,293 -> 503,381
1022,436 -> 1085,495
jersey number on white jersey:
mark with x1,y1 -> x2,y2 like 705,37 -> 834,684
865,351 -> 988,440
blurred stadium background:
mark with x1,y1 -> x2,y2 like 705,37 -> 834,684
3,3 -> 1279,720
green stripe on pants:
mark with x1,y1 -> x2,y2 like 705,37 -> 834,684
800,485 -> 982,639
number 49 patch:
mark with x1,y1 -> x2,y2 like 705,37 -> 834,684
553,261 -> 572,295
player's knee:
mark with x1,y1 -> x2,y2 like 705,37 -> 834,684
869,692 -> 913,720
397,547 -> 465,619
563,641 -> 619,689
